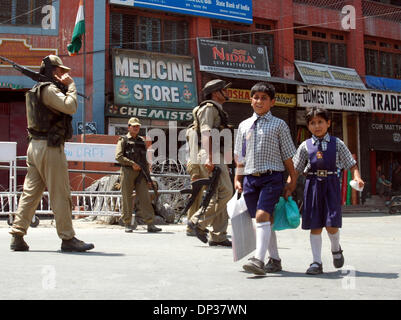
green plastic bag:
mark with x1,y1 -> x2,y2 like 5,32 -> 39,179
272,196 -> 300,231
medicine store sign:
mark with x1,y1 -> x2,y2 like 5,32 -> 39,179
112,49 -> 197,110
297,85 -> 370,112
106,105 -> 193,122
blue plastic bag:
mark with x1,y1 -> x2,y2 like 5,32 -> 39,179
272,196 -> 300,231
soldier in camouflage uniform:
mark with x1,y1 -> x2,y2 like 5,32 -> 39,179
115,117 -> 162,233
10,55 -> 94,252
187,79 -> 234,247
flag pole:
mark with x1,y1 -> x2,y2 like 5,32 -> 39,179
82,0 -> 86,190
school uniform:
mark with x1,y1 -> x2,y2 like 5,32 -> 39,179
234,111 -> 296,216
292,133 -> 356,230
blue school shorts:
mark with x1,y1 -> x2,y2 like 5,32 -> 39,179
242,172 -> 284,218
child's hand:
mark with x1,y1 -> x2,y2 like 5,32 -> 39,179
234,178 -> 243,193
283,181 -> 296,200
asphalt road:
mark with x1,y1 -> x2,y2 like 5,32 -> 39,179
0,213 -> 400,303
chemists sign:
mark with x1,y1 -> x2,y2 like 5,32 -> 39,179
113,49 -> 197,109
109,0 -> 252,24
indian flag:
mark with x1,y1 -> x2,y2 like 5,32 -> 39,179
67,0 -> 85,56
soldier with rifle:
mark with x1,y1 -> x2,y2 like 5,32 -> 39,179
186,79 -> 234,247
8,55 -> 94,252
115,117 -> 162,233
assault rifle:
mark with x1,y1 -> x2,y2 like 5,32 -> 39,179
0,55 -> 89,99
177,166 -> 221,223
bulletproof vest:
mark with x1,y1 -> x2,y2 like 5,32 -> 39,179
191,100 -> 232,153
26,82 -> 73,146
122,135 -> 148,168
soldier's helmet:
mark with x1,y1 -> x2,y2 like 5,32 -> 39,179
202,79 -> 231,98
40,55 -> 71,71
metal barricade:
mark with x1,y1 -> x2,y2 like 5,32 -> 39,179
0,142 -> 191,226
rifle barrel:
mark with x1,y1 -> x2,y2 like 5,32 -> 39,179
0,56 -> 89,100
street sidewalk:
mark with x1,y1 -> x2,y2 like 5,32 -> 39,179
0,212 -> 400,300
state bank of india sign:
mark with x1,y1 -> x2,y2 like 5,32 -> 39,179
112,49 -> 198,109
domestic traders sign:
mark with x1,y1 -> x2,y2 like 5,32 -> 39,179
109,0 -> 252,24
297,85 -> 370,112
370,90 -> 401,115
112,49 -> 197,109
295,60 -> 366,90
197,38 -> 270,78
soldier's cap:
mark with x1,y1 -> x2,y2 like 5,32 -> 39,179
202,79 -> 231,97
40,55 -> 71,71
128,117 -> 141,126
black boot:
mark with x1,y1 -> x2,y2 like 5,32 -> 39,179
147,224 -> 162,233
10,234 -> 29,251
61,237 -> 94,252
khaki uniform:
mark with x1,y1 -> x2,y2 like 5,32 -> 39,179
10,83 -> 78,240
189,101 -> 233,242
115,134 -> 155,226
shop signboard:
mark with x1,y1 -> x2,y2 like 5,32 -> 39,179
112,49 -> 197,110
370,90 -> 401,115
297,85 -> 370,112
295,60 -> 366,90
109,0 -> 252,24
197,38 -> 270,78
227,88 -> 296,107
368,113 -> 401,151
106,104 -> 193,122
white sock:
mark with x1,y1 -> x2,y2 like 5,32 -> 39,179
268,227 -> 280,261
310,233 -> 322,265
254,221 -> 271,262
328,231 -> 341,258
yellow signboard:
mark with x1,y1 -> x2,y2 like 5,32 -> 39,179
227,88 -> 296,107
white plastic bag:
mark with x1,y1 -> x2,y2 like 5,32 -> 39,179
227,191 -> 256,262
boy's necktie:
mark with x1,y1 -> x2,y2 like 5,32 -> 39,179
242,117 -> 260,157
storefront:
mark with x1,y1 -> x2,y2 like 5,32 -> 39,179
367,90 -> 401,195
106,48 -> 198,162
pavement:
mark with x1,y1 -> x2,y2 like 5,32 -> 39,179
0,212 -> 400,302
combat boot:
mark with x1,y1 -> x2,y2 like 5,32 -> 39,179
10,234 -> 29,251
147,224 -> 162,233
61,237 -> 94,252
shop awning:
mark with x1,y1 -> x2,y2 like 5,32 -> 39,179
208,72 -> 304,86
365,75 -> 401,93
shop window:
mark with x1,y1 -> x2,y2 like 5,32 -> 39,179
109,12 -> 189,55
365,39 -> 401,79
137,17 -> 161,52
311,41 -> 328,64
0,0 -> 52,26
294,39 -> 310,62
330,43 -> 347,67
294,29 -> 347,67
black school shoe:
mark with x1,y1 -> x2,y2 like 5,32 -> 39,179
243,257 -> 266,276
332,246 -> 344,268
306,262 -> 323,275
264,258 -> 282,273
